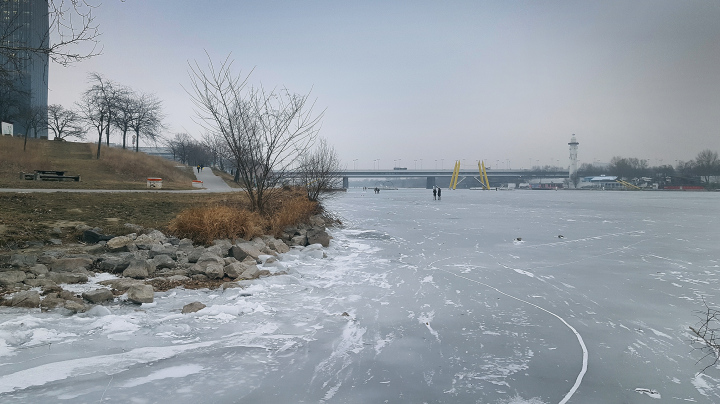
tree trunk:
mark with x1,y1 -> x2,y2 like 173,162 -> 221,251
97,131 -> 102,159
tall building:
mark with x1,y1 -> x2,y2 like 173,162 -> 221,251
0,0 -> 49,137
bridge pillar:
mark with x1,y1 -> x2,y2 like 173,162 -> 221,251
342,176 -> 349,189
426,176 -> 436,189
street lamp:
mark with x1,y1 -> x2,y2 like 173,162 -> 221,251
353,159 -> 358,170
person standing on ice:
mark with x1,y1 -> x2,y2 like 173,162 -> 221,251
433,187 -> 437,200
437,188 -> 441,200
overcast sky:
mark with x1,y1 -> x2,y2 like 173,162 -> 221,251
48,0 -> 720,170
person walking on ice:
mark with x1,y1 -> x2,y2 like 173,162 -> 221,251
433,187 -> 437,200
437,187 -> 441,200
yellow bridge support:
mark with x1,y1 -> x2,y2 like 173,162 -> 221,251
478,160 -> 490,189
450,160 -> 461,189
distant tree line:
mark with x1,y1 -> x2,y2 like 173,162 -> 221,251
583,150 -> 718,187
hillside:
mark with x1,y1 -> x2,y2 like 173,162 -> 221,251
0,136 -> 196,190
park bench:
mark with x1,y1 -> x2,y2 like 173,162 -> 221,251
20,170 -> 81,182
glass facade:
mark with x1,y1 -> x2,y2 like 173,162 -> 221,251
0,0 -> 49,137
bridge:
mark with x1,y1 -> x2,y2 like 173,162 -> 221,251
329,169 -> 569,188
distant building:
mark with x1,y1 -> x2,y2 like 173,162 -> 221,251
579,175 -> 622,189
0,0 -> 49,138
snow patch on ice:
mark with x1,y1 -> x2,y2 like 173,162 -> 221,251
0,341 -> 215,394
635,387 -> 661,399
122,364 -> 205,387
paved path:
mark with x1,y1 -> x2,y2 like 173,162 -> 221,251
194,167 -> 236,192
0,168 -> 240,193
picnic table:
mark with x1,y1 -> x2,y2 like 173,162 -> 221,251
20,170 -> 81,182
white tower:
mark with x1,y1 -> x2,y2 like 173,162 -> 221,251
568,134 -> 579,186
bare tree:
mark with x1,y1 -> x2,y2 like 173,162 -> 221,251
127,93 -> 163,152
47,104 -> 83,140
1,0 -> 101,72
77,73 -> 115,159
694,149 -> 719,185
690,299 -> 720,372
16,104 -> 46,150
187,55 -> 324,212
298,138 -> 343,202
166,133 -> 195,165
112,87 -> 147,149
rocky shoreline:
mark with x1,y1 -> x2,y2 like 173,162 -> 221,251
0,215 -> 332,314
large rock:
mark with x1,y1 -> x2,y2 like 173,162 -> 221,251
23,278 -> 57,288
122,259 -> 150,279
64,300 -> 87,313
230,243 -> 263,261
306,229 -> 331,247
106,236 -> 136,253
82,229 -> 114,244
203,263 -> 224,279
182,301 -> 206,314
152,254 -> 176,269
148,245 -> 178,259
10,290 -> 40,308
239,264 -> 261,280
289,234 -> 308,247
0,271 -> 26,287
264,237 -> 290,254
308,215 -> 326,228
187,247 -> 205,263
134,234 -> 162,250
144,229 -> 167,243
196,252 -> 224,268
127,284 -> 154,304
40,295 -> 65,311
28,264 -> 49,276
10,254 -> 37,268
97,255 -> 132,273
82,288 -> 114,304
223,262 -> 246,279
50,257 -> 94,273
98,278 -> 144,293
46,272 -> 88,284
206,244 -> 229,258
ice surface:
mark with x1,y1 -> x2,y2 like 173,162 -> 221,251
1,189 -> 720,403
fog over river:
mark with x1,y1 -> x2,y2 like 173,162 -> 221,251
1,189 -> 719,403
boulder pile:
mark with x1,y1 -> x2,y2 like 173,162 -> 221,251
0,216 -> 332,314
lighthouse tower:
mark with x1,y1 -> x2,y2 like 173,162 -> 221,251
568,134 -> 579,187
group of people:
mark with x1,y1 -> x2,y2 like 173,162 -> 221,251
432,186 -> 442,200
196,165 -> 204,173
363,187 -> 382,194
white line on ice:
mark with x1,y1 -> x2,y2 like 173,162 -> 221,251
437,267 -> 588,404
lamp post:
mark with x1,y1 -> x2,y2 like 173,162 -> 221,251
353,159 -> 358,170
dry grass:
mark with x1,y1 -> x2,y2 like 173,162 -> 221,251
168,205 -> 265,245
0,136 -> 196,189
168,188 -> 319,244
269,195 -> 319,235
0,135 -> 52,173
97,144 -> 195,183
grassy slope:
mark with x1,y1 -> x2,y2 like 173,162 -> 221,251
0,136 -> 196,189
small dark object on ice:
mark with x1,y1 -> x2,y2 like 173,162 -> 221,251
558,235 -> 564,239
341,312 -> 349,317
515,237 -> 522,242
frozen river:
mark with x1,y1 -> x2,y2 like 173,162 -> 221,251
1,189 -> 720,403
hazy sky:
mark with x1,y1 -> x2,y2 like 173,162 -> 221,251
48,0 -> 720,170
